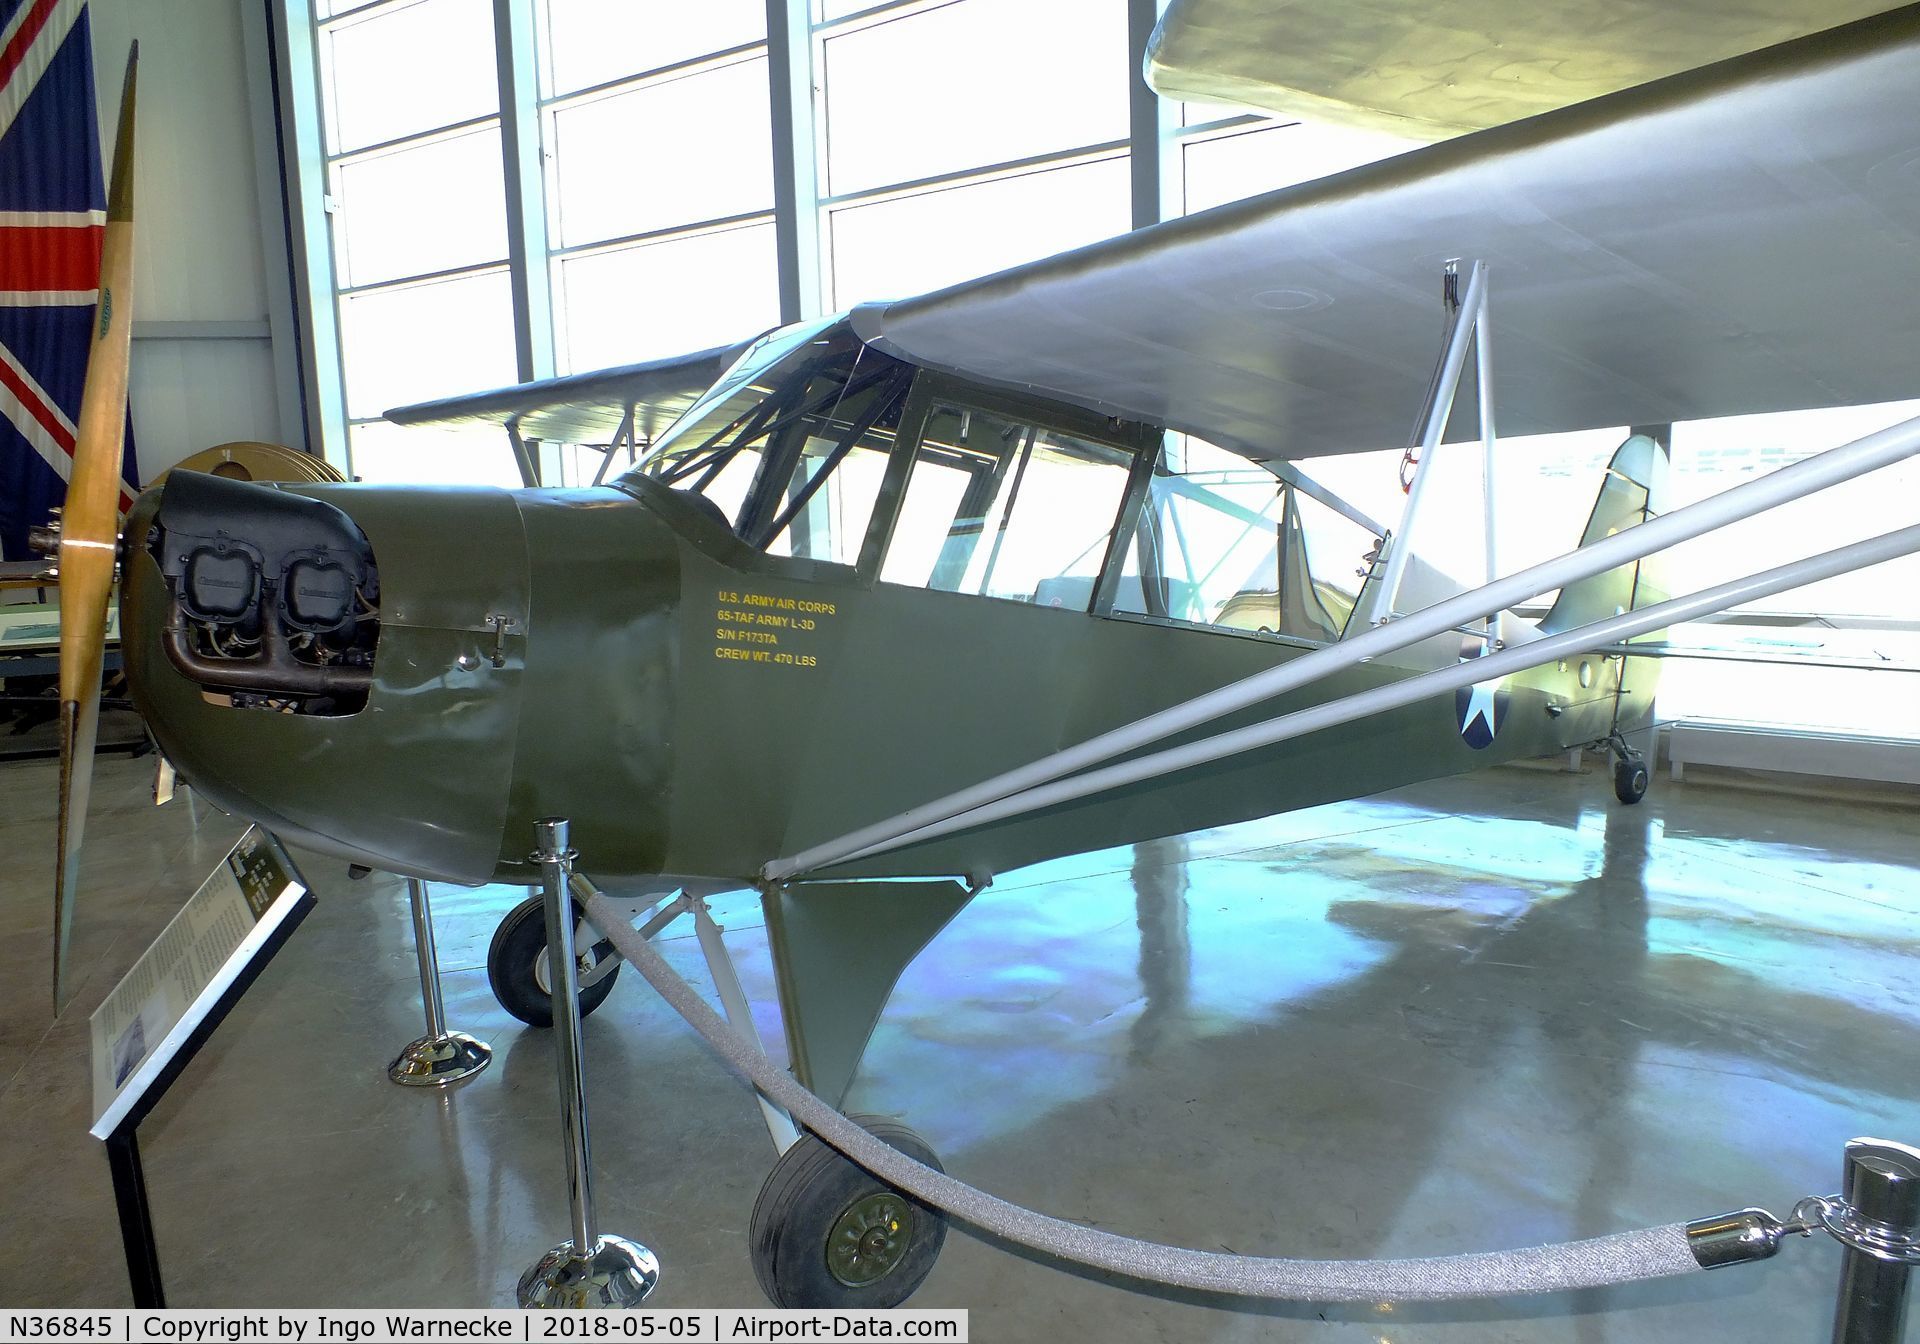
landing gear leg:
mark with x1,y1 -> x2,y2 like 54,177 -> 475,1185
690,897 -> 800,1155
1605,732 -> 1650,805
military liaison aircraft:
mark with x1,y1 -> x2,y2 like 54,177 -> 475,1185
46,2 -> 1920,1310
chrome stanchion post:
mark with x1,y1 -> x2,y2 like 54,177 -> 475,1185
1824,1138 -> 1920,1343
517,818 -> 658,1309
388,878 -> 492,1086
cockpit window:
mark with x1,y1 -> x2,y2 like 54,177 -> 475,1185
626,319 -> 912,566
1115,437 -> 1373,642
881,400 -> 1135,610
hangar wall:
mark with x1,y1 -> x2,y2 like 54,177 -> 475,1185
88,0 -> 301,481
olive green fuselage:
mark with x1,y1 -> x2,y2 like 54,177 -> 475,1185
121,476 -> 1645,892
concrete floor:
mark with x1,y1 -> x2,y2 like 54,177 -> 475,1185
2,755 -> 1917,1339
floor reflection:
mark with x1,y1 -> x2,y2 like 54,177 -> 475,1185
848,769 -> 1916,1334
1129,835 -> 1192,1061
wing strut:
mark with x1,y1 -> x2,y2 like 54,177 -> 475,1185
589,403 -> 638,486
1353,259 -> 1492,631
800,520 -> 1920,868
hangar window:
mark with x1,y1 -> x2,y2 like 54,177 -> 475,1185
543,0 -> 766,98
540,1 -> 779,377
816,0 -> 1133,307
881,402 -> 1134,610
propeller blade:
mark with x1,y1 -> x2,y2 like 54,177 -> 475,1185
53,43 -> 138,1015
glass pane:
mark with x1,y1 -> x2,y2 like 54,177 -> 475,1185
828,156 -> 1130,307
821,0 -> 1129,196
1656,659 -> 1920,737
338,269 -> 517,419
885,401 -> 1133,608
1182,121 -> 1419,214
333,127 -> 508,287
1649,400 -> 1920,733
550,56 -> 774,247
760,366 -> 909,564
1664,401 -> 1920,619
1119,463 -> 1283,628
542,0 -> 765,95
639,326 -> 912,557
815,0 -> 878,22
1115,441 -> 1369,641
882,404 -> 1026,588
347,420 -> 525,488
324,0 -> 499,153
558,223 -> 780,371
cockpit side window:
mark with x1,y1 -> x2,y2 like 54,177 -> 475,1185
1115,437 -> 1373,642
881,400 -> 1134,611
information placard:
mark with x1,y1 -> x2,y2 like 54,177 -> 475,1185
89,827 -> 309,1139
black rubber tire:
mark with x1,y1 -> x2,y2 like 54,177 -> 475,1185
1613,756 -> 1650,805
748,1115 -> 947,1309
486,894 -> 619,1027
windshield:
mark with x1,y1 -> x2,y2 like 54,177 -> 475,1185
621,318 -> 915,564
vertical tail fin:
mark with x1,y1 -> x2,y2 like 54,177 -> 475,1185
1541,433 -> 1670,742
1540,433 -> 1669,632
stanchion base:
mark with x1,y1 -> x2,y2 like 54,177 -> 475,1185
388,1031 -> 493,1087
517,1235 -> 659,1308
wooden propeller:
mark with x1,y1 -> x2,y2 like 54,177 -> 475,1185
54,44 -> 138,1015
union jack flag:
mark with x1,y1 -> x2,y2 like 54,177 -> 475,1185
0,0 -> 137,563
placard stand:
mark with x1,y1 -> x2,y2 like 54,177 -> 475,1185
87,827 -> 313,1306
104,1130 -> 163,1306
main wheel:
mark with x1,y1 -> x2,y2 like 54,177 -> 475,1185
486,894 -> 620,1027
1613,755 -> 1650,805
749,1116 -> 947,1309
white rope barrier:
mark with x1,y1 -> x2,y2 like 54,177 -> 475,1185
581,884 -> 1702,1303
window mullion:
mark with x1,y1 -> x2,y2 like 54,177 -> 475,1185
1127,0 -> 1167,230
282,0 -> 353,474
768,0 -> 822,323
494,0 -> 556,388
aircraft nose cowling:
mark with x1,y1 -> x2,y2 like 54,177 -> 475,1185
121,474 -> 532,883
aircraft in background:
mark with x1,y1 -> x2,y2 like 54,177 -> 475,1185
44,4 -> 1920,1309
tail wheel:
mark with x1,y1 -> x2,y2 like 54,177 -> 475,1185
749,1116 -> 947,1308
1613,755 -> 1650,805
486,894 -> 619,1027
